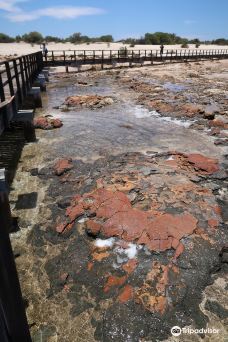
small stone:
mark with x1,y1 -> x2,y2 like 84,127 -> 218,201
33,116 -> 63,130
53,158 -> 73,176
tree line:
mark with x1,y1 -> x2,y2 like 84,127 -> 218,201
0,32 -> 114,44
0,31 -> 227,45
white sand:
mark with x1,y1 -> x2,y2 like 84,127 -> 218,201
0,42 -> 228,58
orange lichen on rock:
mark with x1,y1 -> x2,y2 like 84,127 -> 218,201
135,261 -> 179,314
135,262 -> 169,314
92,251 -> 110,262
117,285 -> 134,303
208,218 -> 219,229
104,275 -> 127,293
87,262 -> 94,271
122,259 -> 138,274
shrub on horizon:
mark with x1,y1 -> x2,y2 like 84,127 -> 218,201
181,43 -> 189,48
0,33 -> 15,43
22,31 -> 43,44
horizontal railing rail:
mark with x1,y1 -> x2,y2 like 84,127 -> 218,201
43,48 -> 228,69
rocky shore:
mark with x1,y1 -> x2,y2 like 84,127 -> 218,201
9,59 -> 228,342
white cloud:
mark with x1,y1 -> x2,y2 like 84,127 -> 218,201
0,0 -> 27,13
0,1 -> 105,22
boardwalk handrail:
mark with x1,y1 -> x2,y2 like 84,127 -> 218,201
0,51 -> 43,133
43,48 -> 228,69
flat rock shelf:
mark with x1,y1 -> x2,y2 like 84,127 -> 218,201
8,58 -> 228,342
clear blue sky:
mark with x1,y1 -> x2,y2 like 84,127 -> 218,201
0,0 -> 227,40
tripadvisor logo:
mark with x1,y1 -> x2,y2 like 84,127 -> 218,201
171,326 -> 219,336
171,326 -> 181,336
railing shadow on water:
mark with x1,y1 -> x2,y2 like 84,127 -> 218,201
0,175 -> 32,341
0,124 -> 27,186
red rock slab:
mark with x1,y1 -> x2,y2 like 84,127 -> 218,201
136,213 -> 197,252
187,154 -> 219,174
104,275 -> 127,293
117,285 -> 134,303
148,213 -> 198,241
96,196 -> 132,219
57,187 -> 197,257
54,158 -> 73,176
101,209 -> 149,241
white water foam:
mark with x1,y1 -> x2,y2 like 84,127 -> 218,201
133,105 -> 195,128
134,105 -> 159,118
159,116 -> 195,128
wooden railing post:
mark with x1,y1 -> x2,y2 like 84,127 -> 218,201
93,51 -> 95,64
0,73 -> 5,103
0,73 -> 8,129
101,50 -> 104,69
4,61 -> 17,115
13,60 -> 22,107
19,58 -> 26,99
22,56 -> 29,91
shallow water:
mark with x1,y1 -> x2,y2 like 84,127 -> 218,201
163,82 -> 187,92
39,75 -> 223,162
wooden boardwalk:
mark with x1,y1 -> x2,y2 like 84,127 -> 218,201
0,51 -> 43,134
45,48 -> 228,69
